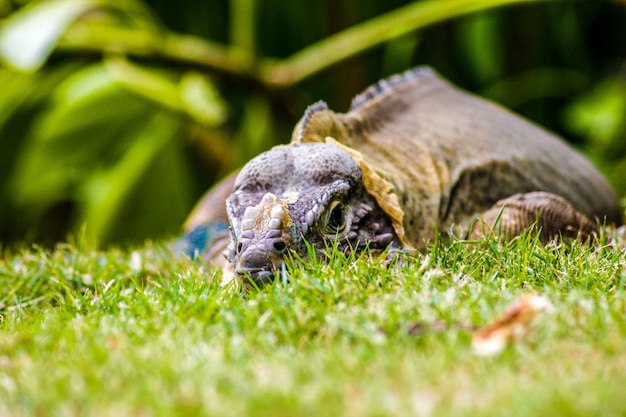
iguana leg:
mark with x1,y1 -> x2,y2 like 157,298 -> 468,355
470,191 -> 599,243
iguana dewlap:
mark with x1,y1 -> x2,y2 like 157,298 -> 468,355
180,67 -> 622,285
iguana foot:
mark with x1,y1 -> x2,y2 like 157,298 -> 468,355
470,191 -> 599,244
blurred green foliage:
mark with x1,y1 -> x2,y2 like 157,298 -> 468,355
0,0 -> 624,246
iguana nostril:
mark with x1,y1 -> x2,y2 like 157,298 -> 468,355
272,240 -> 287,254
237,242 -> 243,254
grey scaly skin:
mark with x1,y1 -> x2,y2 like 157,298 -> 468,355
180,67 -> 623,287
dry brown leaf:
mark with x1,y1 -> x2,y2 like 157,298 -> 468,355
472,294 -> 552,356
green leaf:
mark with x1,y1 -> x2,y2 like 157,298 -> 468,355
564,79 -> 626,147
105,57 -> 183,113
79,111 -> 183,243
0,0 -> 99,71
234,94 -> 274,166
106,57 -> 228,127
381,33 -> 421,76
456,12 -> 503,84
6,64 -> 153,213
481,68 -> 586,108
96,136 -> 195,242
31,64 -> 150,149
179,72 -> 227,127
564,78 -> 626,195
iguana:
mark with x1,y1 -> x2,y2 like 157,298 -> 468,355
178,67 -> 622,286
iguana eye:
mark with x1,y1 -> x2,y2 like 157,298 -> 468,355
325,200 -> 346,234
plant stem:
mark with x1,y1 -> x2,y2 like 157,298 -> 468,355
261,0 -> 563,87
58,0 -> 577,88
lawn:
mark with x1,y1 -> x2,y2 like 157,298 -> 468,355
0,233 -> 625,416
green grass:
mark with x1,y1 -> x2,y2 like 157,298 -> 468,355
0,234 -> 625,416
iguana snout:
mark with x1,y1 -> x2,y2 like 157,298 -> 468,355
233,192 -> 294,284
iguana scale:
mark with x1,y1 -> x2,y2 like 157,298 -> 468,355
179,67 -> 622,286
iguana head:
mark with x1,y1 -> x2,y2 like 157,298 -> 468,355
225,142 -> 399,286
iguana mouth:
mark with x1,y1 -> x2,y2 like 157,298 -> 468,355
236,267 -> 276,288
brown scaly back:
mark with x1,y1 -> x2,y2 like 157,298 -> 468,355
341,67 -> 622,237
292,67 -> 439,145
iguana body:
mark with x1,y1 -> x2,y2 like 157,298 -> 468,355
181,67 -> 622,284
